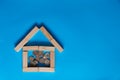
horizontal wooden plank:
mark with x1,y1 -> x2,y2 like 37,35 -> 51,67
39,46 -> 55,51
23,67 -> 54,72
23,67 -> 39,72
23,46 -> 39,51
38,67 -> 54,72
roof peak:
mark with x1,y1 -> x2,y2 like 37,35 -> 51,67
15,26 -> 63,52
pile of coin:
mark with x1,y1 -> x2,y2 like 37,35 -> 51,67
29,51 -> 50,67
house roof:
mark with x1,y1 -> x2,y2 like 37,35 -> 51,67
14,26 -> 63,52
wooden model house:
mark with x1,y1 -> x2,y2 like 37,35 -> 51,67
14,26 -> 63,72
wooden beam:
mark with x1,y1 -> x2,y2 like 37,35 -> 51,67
23,46 -> 39,51
39,46 -> 55,51
23,51 -> 28,68
51,39 -> 63,52
23,67 -> 54,72
38,67 -> 54,72
23,68 -> 39,72
40,26 -> 53,40
40,26 -> 63,52
50,51 -> 54,68
15,26 -> 39,52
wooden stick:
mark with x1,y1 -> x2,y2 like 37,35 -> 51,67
51,39 -> 63,52
23,67 -> 54,72
40,26 -> 63,52
40,26 -> 53,40
15,26 -> 39,52
23,46 -> 39,51
23,68 -> 39,72
38,67 -> 54,72
39,46 -> 55,51
23,51 -> 28,68
50,51 -> 54,68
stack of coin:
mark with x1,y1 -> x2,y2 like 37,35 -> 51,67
43,53 -> 50,59
44,59 -> 50,65
29,51 -> 51,66
29,56 -> 38,67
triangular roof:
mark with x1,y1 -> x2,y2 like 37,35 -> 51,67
15,26 -> 63,52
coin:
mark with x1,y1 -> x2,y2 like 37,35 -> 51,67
33,59 -> 38,64
29,56 -> 34,61
33,50 -> 39,56
43,53 -> 50,59
39,51 -> 44,58
39,58 -> 45,64
44,59 -> 50,65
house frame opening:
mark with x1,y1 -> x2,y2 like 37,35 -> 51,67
23,46 -> 55,72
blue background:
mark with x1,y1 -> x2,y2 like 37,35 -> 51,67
0,0 -> 120,80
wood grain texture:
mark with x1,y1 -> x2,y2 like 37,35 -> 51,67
50,51 -> 54,68
39,46 -> 55,51
23,51 -> 28,68
23,68 -> 39,72
38,67 -> 54,72
23,67 -> 54,72
15,26 -> 39,52
23,46 -> 39,51
51,39 -> 63,52
40,26 -> 63,52
40,26 -> 53,40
